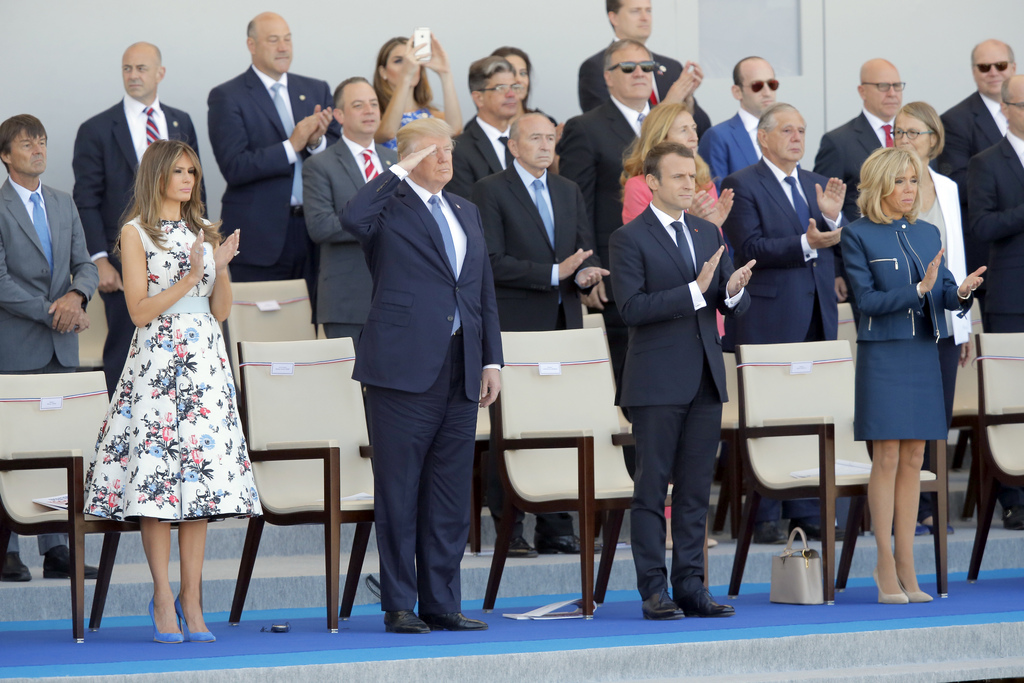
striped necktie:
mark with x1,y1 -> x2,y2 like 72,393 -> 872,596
361,149 -> 379,181
145,107 -> 159,146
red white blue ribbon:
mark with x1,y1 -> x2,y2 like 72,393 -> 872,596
0,390 -> 107,404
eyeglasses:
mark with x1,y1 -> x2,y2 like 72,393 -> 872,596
976,61 -> 1011,73
747,79 -> 779,93
893,128 -> 934,140
861,81 -> 906,92
606,61 -> 658,74
1003,101 -> 1024,110
477,83 -> 525,95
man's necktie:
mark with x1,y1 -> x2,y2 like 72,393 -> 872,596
429,196 -> 461,334
883,123 -> 894,148
648,90 -> 659,109
498,135 -> 513,168
532,179 -> 555,247
145,107 -> 159,146
271,83 -> 303,204
670,221 -> 695,281
361,149 -> 379,181
784,176 -> 812,230
29,193 -> 54,274
637,111 -> 646,127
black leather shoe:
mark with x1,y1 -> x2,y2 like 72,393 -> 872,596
419,612 -> 488,631
641,590 -> 684,620
1003,506 -> 1024,531
384,610 -> 431,634
42,546 -> 99,580
507,536 -> 538,558
752,521 -> 787,544
535,534 -> 581,554
1,552 -> 30,582
789,518 -> 845,542
674,586 -> 735,618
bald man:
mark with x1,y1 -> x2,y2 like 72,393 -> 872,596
73,42 -> 204,396
207,12 -> 339,303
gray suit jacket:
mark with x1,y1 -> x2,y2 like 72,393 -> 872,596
303,139 -> 397,326
0,179 -> 98,371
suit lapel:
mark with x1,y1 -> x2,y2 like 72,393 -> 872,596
798,170 -> 826,224
728,114 -> 758,166
163,105 -> 184,141
335,142 -> 366,187
42,186 -> 67,288
1000,138 -> 1024,189
112,108 -> 138,169
602,103 -> 637,148
971,92 -> 1003,148
755,161 -> 803,234
245,69 -> 287,139
505,168 -> 554,255
470,120 -> 504,175
643,208 -> 690,281
853,113 -> 882,156
446,191 -> 477,283
1,180 -> 47,260
288,77 -> 308,124
549,178 -> 574,257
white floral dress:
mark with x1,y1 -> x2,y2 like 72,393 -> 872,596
84,219 -> 261,521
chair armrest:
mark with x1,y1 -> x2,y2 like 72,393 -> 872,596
519,430 -> 593,439
986,409 -> 1024,426
250,441 -> 339,462
611,432 -> 635,447
763,416 -> 834,426
744,422 -> 830,439
0,451 -> 81,471
359,445 -> 374,459
266,440 -> 339,450
504,432 -> 594,451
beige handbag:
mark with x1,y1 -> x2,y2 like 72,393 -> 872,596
769,527 -> 824,605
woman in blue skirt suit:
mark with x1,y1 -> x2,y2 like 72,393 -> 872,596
841,148 -> 985,604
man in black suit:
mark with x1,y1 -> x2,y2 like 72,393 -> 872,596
472,113 -> 608,557
577,0 -> 711,137
447,57 -> 519,199
938,39 -> 1016,310
559,38 -> 651,387
968,74 -> 1024,531
610,141 -> 752,620
72,42 -> 203,396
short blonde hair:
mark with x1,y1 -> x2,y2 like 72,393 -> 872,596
397,118 -> 454,157
898,101 -> 945,161
857,147 -> 923,224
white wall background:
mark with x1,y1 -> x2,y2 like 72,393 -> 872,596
2,0 -> 1021,221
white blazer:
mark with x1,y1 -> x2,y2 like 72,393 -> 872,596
930,167 -> 971,345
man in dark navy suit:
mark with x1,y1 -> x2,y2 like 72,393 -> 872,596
342,118 -> 503,634
73,42 -> 203,396
207,12 -> 339,300
610,141 -> 752,620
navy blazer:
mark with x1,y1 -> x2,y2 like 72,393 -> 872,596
967,136 -> 1024,315
814,113 -> 881,222
72,101 -> 202,261
698,113 -> 759,191
341,172 -> 502,401
449,117 -> 508,200
722,160 -> 844,346
207,68 -> 340,266
610,207 -> 749,408
842,216 -> 966,341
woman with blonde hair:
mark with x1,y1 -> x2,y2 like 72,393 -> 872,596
84,139 -> 261,642
621,102 -> 733,225
841,147 -> 984,604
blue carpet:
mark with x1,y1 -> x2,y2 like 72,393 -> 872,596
2,571 -> 1023,679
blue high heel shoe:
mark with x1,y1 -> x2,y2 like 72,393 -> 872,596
149,599 -> 183,643
175,598 -> 216,643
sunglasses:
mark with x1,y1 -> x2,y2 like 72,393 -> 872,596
607,61 -> 658,74
747,79 -> 779,93
976,61 -> 1010,73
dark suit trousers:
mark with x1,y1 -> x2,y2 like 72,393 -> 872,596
364,334 -> 477,614
229,213 -> 317,322
99,289 -> 136,397
630,358 -> 721,600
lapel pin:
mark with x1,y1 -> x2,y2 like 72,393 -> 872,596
299,94 -> 306,101
172,121 -> 179,128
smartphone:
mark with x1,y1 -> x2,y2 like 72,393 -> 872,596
412,27 -> 431,63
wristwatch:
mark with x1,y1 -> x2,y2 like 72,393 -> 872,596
74,290 -> 88,310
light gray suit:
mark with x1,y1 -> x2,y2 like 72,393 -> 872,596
303,138 -> 397,335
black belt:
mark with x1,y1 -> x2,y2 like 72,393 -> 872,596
290,206 -> 304,217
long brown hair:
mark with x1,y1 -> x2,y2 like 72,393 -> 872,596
621,103 -> 712,191
373,36 -> 436,116
118,139 -> 222,253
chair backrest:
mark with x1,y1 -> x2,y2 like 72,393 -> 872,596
976,332 -> 1024,478
837,302 -> 857,363
77,295 -> 106,370
952,300 -> 983,417
737,340 -> 867,488
721,352 -> 739,430
0,372 -> 109,524
237,338 -> 373,507
227,280 -> 316,378
498,328 -> 630,497
582,312 -> 631,431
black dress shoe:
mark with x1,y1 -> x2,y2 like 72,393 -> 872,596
1,552 -> 31,582
507,536 -> 538,558
384,610 -> 431,634
674,586 -> 735,618
1003,506 -> 1024,531
419,612 -> 488,631
641,590 -> 684,620
535,534 -> 581,554
42,546 -> 99,580
789,518 -> 844,542
752,521 -> 787,544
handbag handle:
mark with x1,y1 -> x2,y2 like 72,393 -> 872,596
783,526 -> 810,554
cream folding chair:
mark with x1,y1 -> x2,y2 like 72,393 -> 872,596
228,338 -> 373,632
0,372 -> 137,641
225,280 -> 316,379
728,340 -> 948,603
968,332 -> 1024,580
77,294 -> 106,370
951,301 -> 983,517
836,302 -> 858,363
482,328 -> 634,617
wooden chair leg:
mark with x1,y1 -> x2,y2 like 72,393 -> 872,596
728,436 -> 743,539
728,489 -> 761,598
835,496 -> 864,591
340,521 -> 372,620
0,525 -> 10,557
577,438 -> 596,618
968,475 -> 999,582
483,498 -> 516,612
962,436 -> 980,519
819,491 -> 837,605
228,516 -> 266,624
88,532 -> 122,631
594,509 -> 624,604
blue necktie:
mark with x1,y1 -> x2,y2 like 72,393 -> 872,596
670,221 -> 696,281
532,179 -> 555,248
29,193 -> 54,274
271,83 -> 303,205
429,196 -> 461,334
784,176 -> 811,231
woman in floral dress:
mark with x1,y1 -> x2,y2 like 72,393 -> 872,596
84,139 -> 260,643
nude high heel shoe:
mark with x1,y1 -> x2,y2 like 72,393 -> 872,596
896,576 -> 934,603
873,568 -> 909,604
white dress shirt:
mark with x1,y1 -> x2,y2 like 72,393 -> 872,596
737,107 -> 762,160
1006,128 -> 1024,170
342,135 -> 382,180
862,108 -> 896,148
610,95 -> 650,137
761,157 -> 840,261
980,92 -> 1010,137
475,117 -> 511,171
123,95 -> 168,163
9,179 -> 50,240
